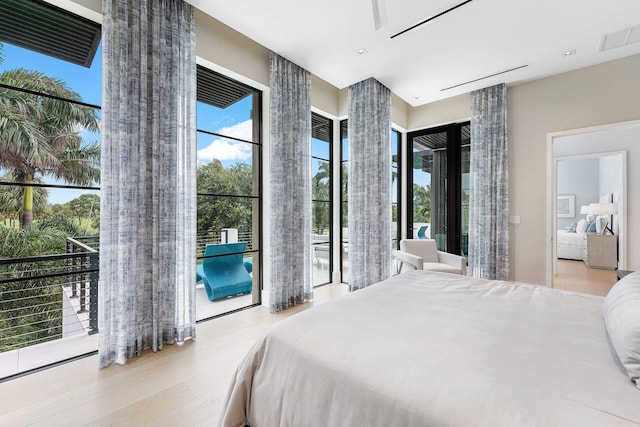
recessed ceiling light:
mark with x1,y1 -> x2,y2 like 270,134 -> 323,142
357,48 -> 368,55
562,49 -> 576,57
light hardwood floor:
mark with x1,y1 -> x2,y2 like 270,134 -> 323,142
0,283 -> 349,427
553,259 -> 617,296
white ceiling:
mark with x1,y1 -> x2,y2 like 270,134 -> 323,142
187,0 -> 640,107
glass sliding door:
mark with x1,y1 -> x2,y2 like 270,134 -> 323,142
410,129 -> 448,251
311,112 -> 332,286
407,122 -> 469,255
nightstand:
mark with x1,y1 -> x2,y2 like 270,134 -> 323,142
583,234 -> 617,269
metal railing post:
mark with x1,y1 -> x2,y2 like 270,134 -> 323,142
77,252 -> 88,314
88,252 -> 99,334
71,244 -> 78,298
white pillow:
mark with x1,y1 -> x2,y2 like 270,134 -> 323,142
603,272 -> 640,389
575,219 -> 587,234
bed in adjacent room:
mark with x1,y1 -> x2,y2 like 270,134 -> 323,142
557,218 -> 593,260
557,229 -> 586,260
219,270 -> 640,426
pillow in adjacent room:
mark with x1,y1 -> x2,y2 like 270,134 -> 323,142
586,220 -> 597,233
565,222 -> 577,233
603,272 -> 640,389
575,219 -> 587,234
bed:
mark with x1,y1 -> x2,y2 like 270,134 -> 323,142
557,229 -> 586,260
219,271 -> 640,426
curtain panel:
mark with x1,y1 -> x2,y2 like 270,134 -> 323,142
99,0 -> 196,368
348,78 -> 391,291
468,83 -> 509,280
269,52 -> 312,312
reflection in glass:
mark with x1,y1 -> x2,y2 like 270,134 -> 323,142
412,131 -> 448,251
460,125 -> 470,258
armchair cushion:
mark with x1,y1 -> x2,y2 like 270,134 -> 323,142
399,239 -> 439,263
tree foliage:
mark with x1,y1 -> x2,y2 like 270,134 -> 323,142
413,183 -> 431,223
0,226 -> 71,352
312,161 -> 330,233
196,160 -> 254,235
65,193 -> 99,223
0,68 -> 100,229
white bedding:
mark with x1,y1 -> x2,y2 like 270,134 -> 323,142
219,271 -> 640,427
557,230 -> 586,260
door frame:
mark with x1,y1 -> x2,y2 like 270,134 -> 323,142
406,122 -> 468,254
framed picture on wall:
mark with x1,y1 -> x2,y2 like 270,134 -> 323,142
557,194 -> 575,218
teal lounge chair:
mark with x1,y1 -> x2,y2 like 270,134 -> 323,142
417,225 -> 429,239
196,242 -> 252,301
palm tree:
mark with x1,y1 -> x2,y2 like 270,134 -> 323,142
0,173 -> 49,226
0,67 -> 99,229
312,162 -> 331,233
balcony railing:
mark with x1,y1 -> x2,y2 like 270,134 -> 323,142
1,229 -> 254,356
0,236 -> 99,353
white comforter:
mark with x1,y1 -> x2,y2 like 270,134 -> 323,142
557,229 -> 585,248
219,271 -> 640,426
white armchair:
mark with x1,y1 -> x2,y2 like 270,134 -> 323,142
397,239 -> 467,275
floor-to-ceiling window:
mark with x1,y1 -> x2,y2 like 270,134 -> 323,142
195,66 -> 262,320
340,120 -> 349,283
407,122 -> 469,255
391,129 -> 401,273
311,112 -> 332,286
0,1 -> 102,362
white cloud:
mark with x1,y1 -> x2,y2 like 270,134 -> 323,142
197,120 -> 253,162
216,120 -> 253,141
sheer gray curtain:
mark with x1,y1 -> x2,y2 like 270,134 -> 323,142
348,78 -> 391,291
269,52 -> 312,311
468,83 -> 509,280
99,0 -> 196,368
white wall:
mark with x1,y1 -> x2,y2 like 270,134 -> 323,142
408,93 -> 471,130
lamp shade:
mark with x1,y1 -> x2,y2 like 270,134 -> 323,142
580,205 -> 590,215
589,203 -> 617,216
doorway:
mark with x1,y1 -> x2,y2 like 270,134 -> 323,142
407,122 -> 470,256
547,120 -> 639,294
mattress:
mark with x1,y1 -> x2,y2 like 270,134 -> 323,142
219,271 -> 640,426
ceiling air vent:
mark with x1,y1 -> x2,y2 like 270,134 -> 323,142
441,64 -> 528,91
600,25 -> 640,52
